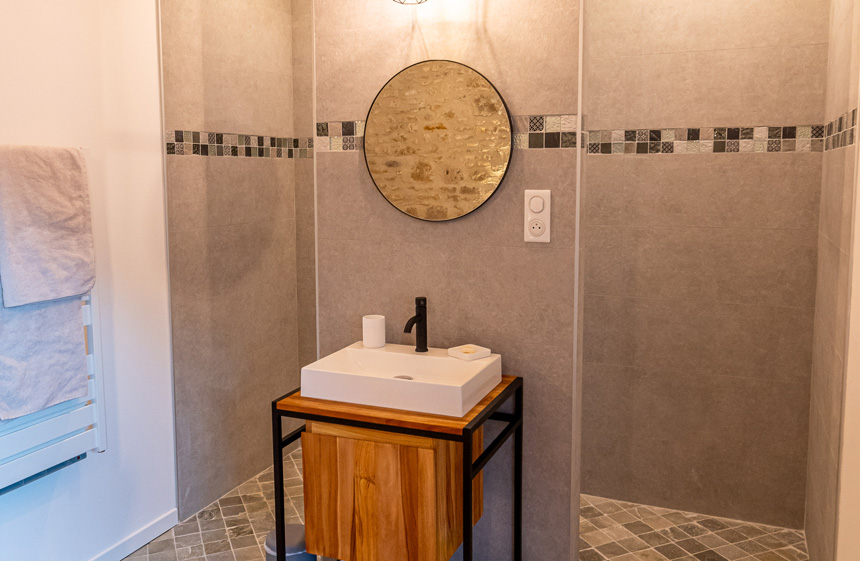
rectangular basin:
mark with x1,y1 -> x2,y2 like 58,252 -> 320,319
300,342 -> 502,417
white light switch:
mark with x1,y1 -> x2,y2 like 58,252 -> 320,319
524,189 -> 551,243
529,196 -> 545,213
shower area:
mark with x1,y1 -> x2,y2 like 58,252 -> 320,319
579,1 -> 857,560
151,1 -> 859,561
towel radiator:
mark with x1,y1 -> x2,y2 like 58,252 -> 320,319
0,294 -> 106,493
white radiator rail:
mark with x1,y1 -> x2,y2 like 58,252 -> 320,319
0,294 -> 105,492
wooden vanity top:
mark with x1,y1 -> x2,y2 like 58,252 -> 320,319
276,375 -> 518,436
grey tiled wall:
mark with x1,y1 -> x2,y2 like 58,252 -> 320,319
581,0 -> 829,529
312,2 -> 581,559
161,0 -> 301,520
805,0 -> 860,559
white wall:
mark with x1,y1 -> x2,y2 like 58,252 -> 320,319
0,2 -> 177,560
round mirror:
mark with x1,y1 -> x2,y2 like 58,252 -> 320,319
364,60 -> 512,221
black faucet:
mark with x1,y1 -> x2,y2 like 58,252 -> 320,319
403,297 -> 428,353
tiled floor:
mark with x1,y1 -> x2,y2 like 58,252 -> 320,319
123,448 -> 305,561
580,494 -> 809,561
123,450 -> 809,561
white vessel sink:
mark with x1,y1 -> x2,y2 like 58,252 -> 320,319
300,342 -> 502,417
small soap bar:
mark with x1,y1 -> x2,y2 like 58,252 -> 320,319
448,344 -> 491,361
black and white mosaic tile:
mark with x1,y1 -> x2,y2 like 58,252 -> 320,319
123,448 -> 304,561
315,120 -> 365,152
513,114 -> 581,150
580,494 -> 809,561
824,108 -> 857,152
165,130 -> 314,159
222,109 -> 857,157
585,125 -> 826,155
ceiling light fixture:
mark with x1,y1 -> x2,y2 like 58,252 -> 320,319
393,0 -> 428,4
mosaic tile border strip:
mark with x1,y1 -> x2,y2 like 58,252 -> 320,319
315,134 -> 364,152
580,494 -> 808,561
513,114 -> 582,150
825,108 -> 857,151
315,120 -> 366,153
165,130 -> 314,159
586,125 -> 826,155
311,110 -> 857,155
316,120 -> 365,138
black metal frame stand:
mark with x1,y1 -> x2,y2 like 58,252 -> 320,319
271,377 -> 523,561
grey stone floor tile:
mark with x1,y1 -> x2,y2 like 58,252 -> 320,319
231,534 -> 259,550
174,521 -> 201,537
233,546 -> 264,561
199,519 -> 226,532
176,544 -> 205,561
174,533 -> 202,548
580,494 -> 808,561
148,539 -> 176,554
200,528 -> 229,543
203,539 -> 231,555
149,550 -> 178,561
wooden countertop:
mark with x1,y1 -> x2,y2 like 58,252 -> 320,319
276,375 -> 518,436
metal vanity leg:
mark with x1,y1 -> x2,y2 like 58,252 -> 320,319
272,408 -> 286,561
514,385 -> 523,561
463,428 -> 473,561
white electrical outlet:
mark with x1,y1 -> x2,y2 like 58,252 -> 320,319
524,190 -> 551,243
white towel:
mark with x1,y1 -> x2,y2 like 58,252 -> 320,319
0,146 -> 95,307
0,295 -> 88,420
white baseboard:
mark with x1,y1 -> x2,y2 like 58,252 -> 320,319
89,508 -> 178,561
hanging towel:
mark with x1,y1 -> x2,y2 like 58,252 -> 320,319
0,146 -> 95,307
0,295 -> 88,420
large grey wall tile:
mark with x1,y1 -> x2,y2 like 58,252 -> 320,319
586,45 -> 826,130
161,0 -> 293,136
583,363 -> 809,457
200,64 -> 293,136
583,295 -> 813,382
824,3 -> 856,118
584,154 -> 822,230
172,283 -> 298,517
162,0 -> 301,521
314,6 -> 579,120
316,150 -> 578,249
813,236 -> 850,357
585,0 -> 828,56
811,319 -> 845,462
160,0 -> 205,130
168,157 -> 295,232
805,398 -> 840,561
819,148 -> 855,250
295,160 -> 316,368
585,225 -> 817,308
581,361 -> 810,528
169,219 -> 294,305
582,423 -> 808,528
200,0 -> 292,78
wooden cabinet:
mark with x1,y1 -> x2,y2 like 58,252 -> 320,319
302,421 -> 483,561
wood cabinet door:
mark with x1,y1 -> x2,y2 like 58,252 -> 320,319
303,432 -> 439,561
